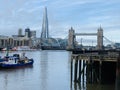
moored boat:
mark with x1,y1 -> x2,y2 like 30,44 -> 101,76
12,46 -> 36,51
0,54 -> 34,68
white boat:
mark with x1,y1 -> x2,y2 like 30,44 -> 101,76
2,48 -> 7,51
12,46 -> 35,51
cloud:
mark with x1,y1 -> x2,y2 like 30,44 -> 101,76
0,0 -> 120,43
49,0 -> 101,9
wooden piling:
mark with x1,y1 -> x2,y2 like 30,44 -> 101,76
82,60 -> 85,84
74,56 -> 78,82
86,56 -> 93,83
72,50 -> 118,85
93,61 -> 100,83
89,56 -> 93,83
116,53 -> 120,90
86,60 -> 89,83
99,61 -> 102,84
70,56 -> 73,88
90,59 -> 93,83
78,60 -> 81,82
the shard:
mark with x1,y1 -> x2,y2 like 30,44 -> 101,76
41,7 -> 49,39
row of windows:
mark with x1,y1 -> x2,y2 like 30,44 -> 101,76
0,39 -> 30,47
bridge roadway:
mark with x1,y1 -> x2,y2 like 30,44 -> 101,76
75,33 -> 97,36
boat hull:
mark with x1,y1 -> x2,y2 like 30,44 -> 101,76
0,59 -> 34,68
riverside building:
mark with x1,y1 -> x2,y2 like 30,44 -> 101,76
0,28 -> 36,50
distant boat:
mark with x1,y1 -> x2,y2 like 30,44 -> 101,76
0,53 -> 34,68
12,46 -> 36,51
2,48 -> 7,51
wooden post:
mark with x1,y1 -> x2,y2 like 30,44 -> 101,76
74,56 -> 78,82
86,60 -> 89,83
87,56 -> 93,83
70,56 -> 73,88
86,56 -> 92,83
78,59 -> 81,82
90,57 -> 93,83
99,61 -> 102,84
82,60 -> 85,84
116,52 -> 120,90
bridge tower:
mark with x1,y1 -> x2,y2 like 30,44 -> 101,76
97,27 -> 103,50
41,7 -> 49,39
67,27 -> 75,50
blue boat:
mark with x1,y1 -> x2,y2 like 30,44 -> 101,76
0,59 -> 6,62
0,54 -> 34,68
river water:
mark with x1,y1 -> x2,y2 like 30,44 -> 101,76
0,50 -> 115,90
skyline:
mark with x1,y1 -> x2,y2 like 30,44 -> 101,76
0,0 -> 120,44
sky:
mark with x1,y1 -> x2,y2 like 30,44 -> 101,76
0,0 -> 120,45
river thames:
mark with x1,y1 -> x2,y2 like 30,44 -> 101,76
0,50 -> 115,90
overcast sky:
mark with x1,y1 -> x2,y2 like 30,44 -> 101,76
0,0 -> 120,44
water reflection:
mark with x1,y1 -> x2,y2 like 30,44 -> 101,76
40,51 -> 48,90
4,73 -> 8,90
0,66 -> 33,90
0,51 -> 117,90
115,75 -> 120,90
71,82 -> 115,90
70,78 -> 87,90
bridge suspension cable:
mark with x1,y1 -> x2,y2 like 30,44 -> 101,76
103,36 -> 115,48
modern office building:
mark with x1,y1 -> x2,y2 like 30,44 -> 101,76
40,7 -> 67,50
41,7 -> 49,39
18,28 -> 23,37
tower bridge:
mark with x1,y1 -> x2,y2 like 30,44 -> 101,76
67,27 -> 103,50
